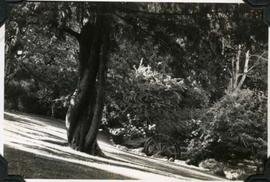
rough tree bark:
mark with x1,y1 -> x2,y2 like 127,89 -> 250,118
65,14 -> 110,155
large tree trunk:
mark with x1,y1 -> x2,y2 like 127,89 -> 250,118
65,15 -> 110,155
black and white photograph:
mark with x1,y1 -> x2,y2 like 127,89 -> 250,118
1,1 -> 268,180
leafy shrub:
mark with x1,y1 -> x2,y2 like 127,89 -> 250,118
105,60 -> 209,143
187,89 -> 267,165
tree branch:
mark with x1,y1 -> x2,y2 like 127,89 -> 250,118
234,45 -> 241,89
250,52 -> 268,62
236,50 -> 250,91
246,52 -> 267,72
62,27 -> 80,40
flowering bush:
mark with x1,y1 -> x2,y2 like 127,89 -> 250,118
105,60 -> 209,142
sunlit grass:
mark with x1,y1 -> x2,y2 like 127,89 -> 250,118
3,111 -> 224,180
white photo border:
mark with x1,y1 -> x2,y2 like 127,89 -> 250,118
0,0 -> 268,181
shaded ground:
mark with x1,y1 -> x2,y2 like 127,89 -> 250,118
5,147 -> 129,179
3,111 -> 225,180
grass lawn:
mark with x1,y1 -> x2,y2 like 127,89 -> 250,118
4,146 -> 131,179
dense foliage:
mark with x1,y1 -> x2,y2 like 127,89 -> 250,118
103,39 -> 209,147
5,4 -> 78,117
187,89 -> 267,165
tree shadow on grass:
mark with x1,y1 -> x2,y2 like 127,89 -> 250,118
4,113 -> 66,141
5,113 -> 171,179
4,146 -> 133,179
4,111 -> 224,180
8,140 -> 178,179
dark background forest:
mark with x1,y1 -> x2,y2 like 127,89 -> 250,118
4,2 -> 268,179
